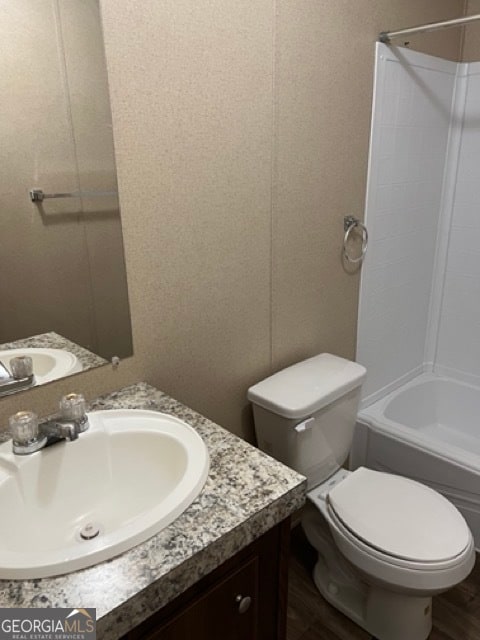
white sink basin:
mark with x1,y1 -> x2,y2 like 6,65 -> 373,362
0,348 -> 82,385
0,409 -> 209,578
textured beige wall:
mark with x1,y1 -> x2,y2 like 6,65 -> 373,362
0,0 -> 465,440
462,1 -> 480,60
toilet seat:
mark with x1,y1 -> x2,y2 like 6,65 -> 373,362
305,467 -> 476,593
327,467 -> 471,563
324,498 -> 475,593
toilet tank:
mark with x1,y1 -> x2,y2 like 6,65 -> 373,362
247,354 -> 366,489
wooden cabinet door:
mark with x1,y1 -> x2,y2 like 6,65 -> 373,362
143,557 -> 259,640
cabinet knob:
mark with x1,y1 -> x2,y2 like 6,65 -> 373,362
235,594 -> 252,614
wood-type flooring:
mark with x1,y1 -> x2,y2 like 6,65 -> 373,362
287,527 -> 480,640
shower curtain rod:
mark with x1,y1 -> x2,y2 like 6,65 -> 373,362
379,13 -> 480,44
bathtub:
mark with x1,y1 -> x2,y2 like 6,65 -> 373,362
351,373 -> 480,550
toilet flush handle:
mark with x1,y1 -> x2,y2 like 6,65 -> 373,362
294,417 -> 315,433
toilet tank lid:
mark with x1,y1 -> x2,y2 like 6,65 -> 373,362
247,354 -> 366,419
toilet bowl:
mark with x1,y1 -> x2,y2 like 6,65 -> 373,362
303,467 -> 474,640
248,354 -> 475,640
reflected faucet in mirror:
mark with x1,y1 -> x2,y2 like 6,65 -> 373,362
0,356 -> 34,397
0,339 -> 89,394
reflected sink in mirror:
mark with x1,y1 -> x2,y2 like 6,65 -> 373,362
0,410 -> 209,579
0,348 -> 82,386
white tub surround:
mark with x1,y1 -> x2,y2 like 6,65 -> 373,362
435,63 -> 480,385
358,44 -> 480,405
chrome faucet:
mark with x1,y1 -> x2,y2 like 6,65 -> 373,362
0,356 -> 35,397
9,393 -> 89,455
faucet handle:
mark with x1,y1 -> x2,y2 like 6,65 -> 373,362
59,393 -> 87,422
9,410 -> 39,445
10,410 -> 48,455
9,410 -> 48,455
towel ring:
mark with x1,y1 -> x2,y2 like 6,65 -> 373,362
343,216 -> 368,264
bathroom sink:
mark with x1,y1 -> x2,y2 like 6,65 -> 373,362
0,348 -> 82,385
0,409 -> 209,578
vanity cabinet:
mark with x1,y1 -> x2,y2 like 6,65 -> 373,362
122,518 -> 290,640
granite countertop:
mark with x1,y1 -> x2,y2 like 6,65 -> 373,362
0,331 -> 108,372
0,382 -> 306,638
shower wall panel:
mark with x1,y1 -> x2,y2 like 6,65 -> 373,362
357,44 -> 457,404
435,63 -> 480,383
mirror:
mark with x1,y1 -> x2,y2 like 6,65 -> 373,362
0,0 -> 133,394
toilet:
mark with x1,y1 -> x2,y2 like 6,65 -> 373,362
247,353 -> 475,640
